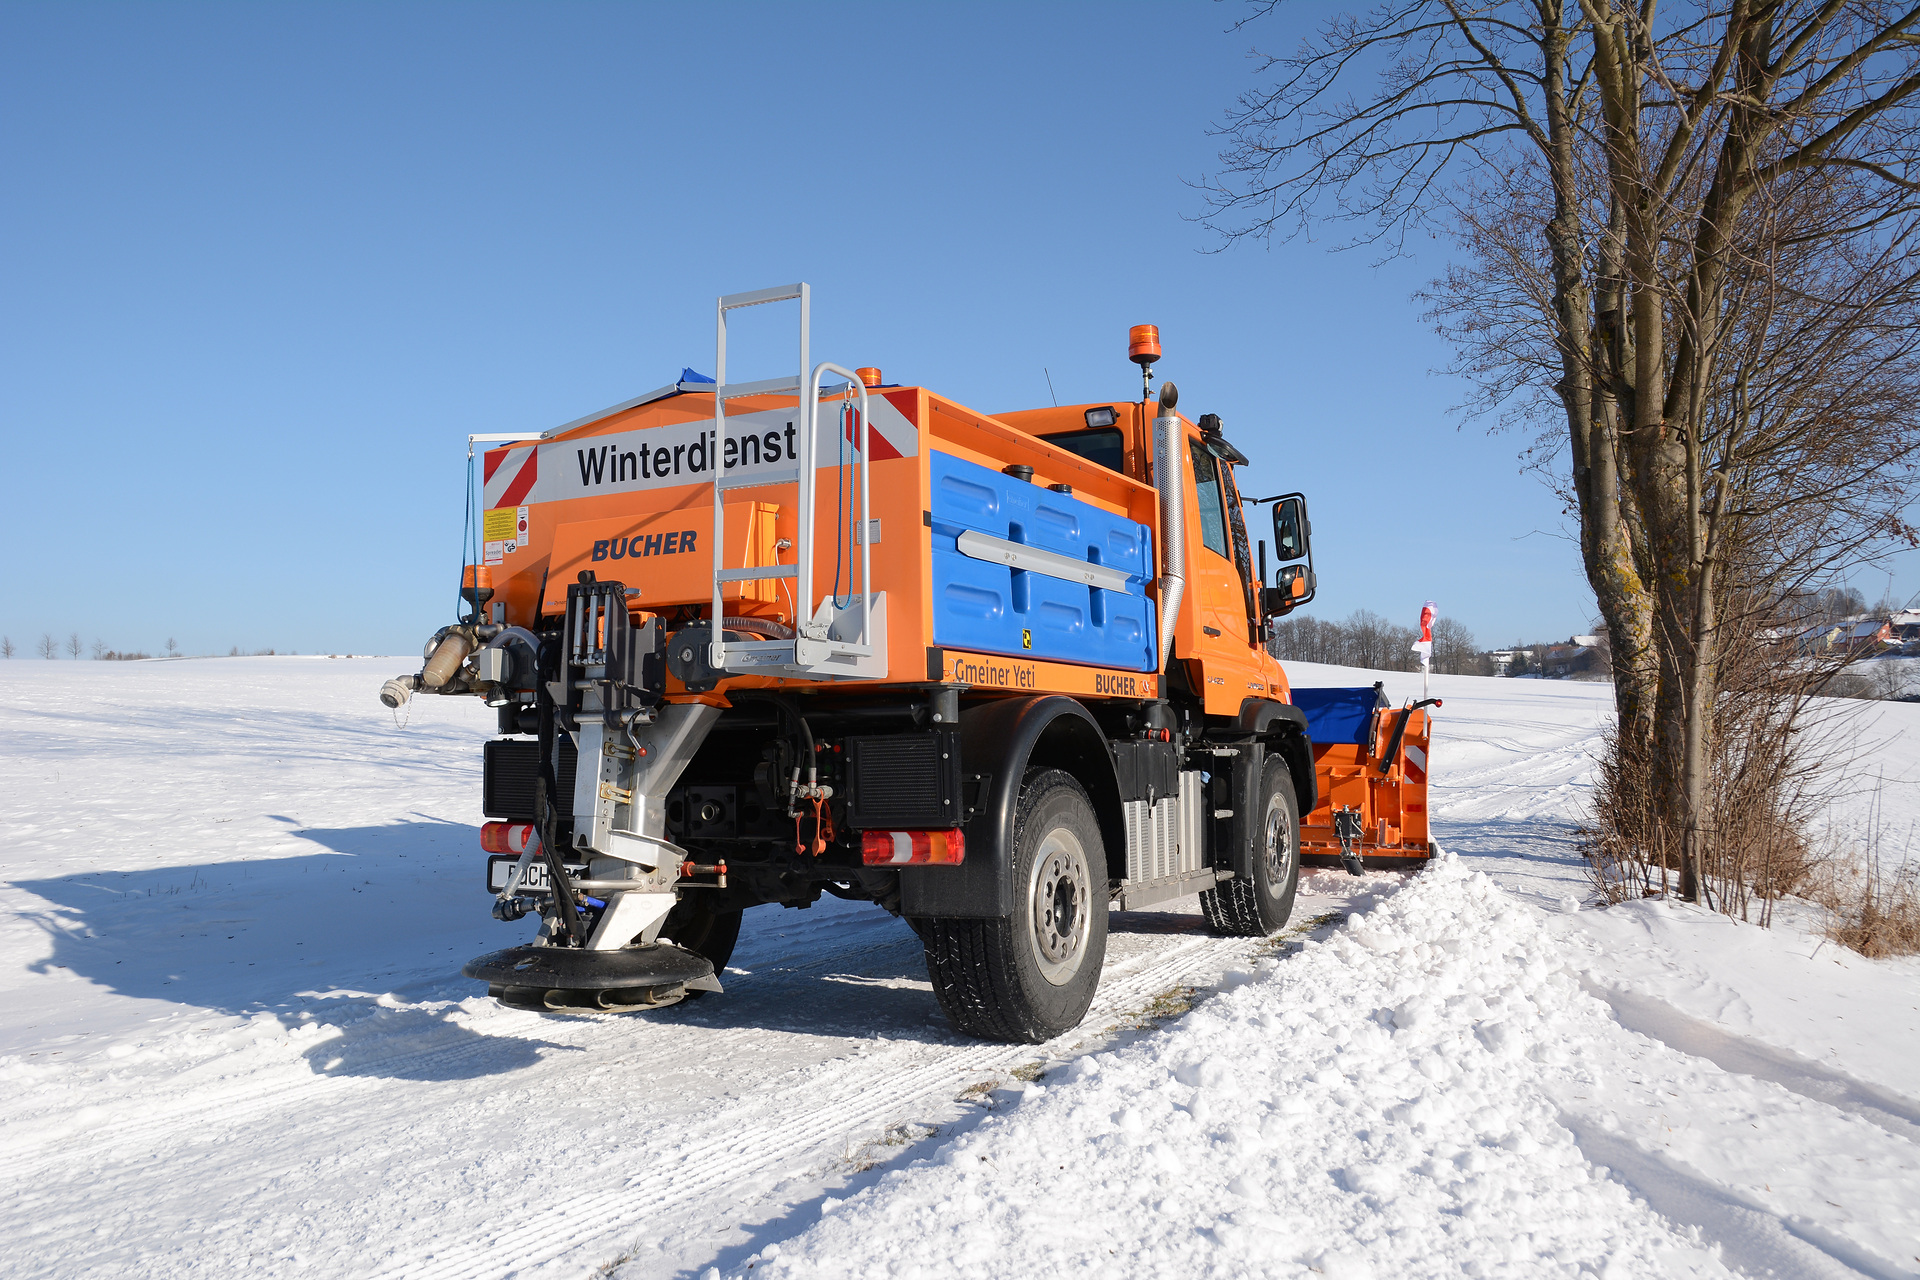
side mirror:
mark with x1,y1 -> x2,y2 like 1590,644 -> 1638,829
1261,566 -> 1316,616
1260,493 -> 1315,616
1272,495 -> 1310,562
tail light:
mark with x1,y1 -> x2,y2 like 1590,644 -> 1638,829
480,821 -> 537,855
861,829 -> 966,865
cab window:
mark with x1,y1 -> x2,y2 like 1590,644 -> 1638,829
1189,439 -> 1230,558
1041,427 -> 1124,472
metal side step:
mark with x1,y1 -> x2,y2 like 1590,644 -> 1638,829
1111,868 -> 1232,912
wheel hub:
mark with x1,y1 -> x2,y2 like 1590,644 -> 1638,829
1262,792 -> 1294,894
1029,831 -> 1091,984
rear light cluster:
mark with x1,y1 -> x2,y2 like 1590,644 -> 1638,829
480,821 -> 537,855
861,829 -> 966,865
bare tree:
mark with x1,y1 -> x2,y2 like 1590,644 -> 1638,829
1206,1 -> 1920,902
0,636 -> 12,659
166,637 -> 179,658
90,638 -> 104,660
1431,616 -> 1480,674
65,631 -> 81,660
38,633 -> 56,660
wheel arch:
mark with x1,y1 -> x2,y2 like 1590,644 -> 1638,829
899,695 -> 1121,919
1239,697 -> 1316,815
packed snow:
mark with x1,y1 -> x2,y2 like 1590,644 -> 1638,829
1,657 -> 1916,1279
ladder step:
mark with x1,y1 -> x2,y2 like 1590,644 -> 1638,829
717,566 -> 799,582
718,468 -> 800,491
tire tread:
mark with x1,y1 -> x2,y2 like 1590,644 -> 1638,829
921,769 -> 1104,1043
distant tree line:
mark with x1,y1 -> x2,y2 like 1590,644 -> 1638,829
0,635 -> 296,659
1267,610 -> 1481,675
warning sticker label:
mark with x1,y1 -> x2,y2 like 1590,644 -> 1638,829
484,508 -> 516,543
484,541 -> 506,566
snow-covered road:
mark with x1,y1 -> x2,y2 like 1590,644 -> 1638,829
2,658 -> 1916,1278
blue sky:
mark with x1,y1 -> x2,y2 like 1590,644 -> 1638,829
4,1 -> 1911,658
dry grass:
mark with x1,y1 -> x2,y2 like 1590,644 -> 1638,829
1816,809 -> 1920,958
956,1078 -> 998,1106
1825,875 -> 1920,956
844,1121 -> 938,1172
1140,984 -> 1196,1022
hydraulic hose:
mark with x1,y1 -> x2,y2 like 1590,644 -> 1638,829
1153,381 -> 1185,674
721,616 -> 796,640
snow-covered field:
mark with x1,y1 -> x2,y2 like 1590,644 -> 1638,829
2,658 -> 1916,1279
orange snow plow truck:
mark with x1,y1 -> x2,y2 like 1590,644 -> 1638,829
380,286 -> 1436,1043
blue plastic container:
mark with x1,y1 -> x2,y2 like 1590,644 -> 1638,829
928,451 -> 1157,670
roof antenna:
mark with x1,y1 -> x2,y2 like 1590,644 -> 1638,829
1044,368 -> 1059,407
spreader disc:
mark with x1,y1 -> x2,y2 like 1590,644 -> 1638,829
463,941 -> 715,992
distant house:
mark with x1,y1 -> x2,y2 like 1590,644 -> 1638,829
1794,617 -> 1893,656
1892,610 -> 1920,643
1540,637 -> 1603,679
1487,637 -> 1602,678
1489,649 -> 1531,676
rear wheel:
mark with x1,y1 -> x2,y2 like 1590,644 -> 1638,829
1201,755 -> 1300,937
659,896 -> 742,998
922,769 -> 1108,1043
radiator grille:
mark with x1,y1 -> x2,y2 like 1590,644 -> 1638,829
847,731 -> 961,829
483,737 -> 578,821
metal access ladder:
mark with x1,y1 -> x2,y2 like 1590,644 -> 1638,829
706,284 -> 886,681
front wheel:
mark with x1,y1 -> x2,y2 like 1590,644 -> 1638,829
1200,755 -> 1301,937
922,769 -> 1108,1043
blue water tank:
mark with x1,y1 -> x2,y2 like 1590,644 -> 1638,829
928,451 -> 1157,670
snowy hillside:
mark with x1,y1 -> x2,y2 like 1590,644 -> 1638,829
1,658 -> 1916,1278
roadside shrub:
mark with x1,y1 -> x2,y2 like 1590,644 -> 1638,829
1822,852 -> 1920,958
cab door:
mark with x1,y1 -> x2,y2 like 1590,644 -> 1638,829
1183,435 -> 1269,714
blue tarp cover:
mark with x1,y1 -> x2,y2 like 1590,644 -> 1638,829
1291,686 -> 1385,746
679,367 -> 716,384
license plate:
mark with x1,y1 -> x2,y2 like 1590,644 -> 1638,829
487,855 -> 585,894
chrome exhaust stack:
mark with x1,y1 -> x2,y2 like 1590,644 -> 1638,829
1153,380 -> 1185,673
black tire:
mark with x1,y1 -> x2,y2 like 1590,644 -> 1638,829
658,896 -> 743,998
922,769 -> 1108,1043
1200,755 -> 1300,937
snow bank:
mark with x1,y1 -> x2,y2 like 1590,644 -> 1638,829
717,855 -> 1746,1280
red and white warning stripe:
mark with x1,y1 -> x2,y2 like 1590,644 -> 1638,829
1402,743 -> 1428,785
483,445 -> 539,509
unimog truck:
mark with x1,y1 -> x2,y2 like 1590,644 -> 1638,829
381,286 -> 1435,1043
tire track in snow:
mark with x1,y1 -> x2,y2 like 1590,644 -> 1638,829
371,930 -> 1259,1280
0,928 -> 934,1190
1583,979 -> 1920,1145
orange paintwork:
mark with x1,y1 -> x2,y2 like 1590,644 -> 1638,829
541,501 -> 782,613
1299,707 -> 1434,859
485,386 -> 1285,712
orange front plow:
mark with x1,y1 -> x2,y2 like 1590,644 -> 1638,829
1290,685 -> 1439,873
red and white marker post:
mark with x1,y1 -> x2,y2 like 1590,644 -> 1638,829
1411,600 -> 1436,699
